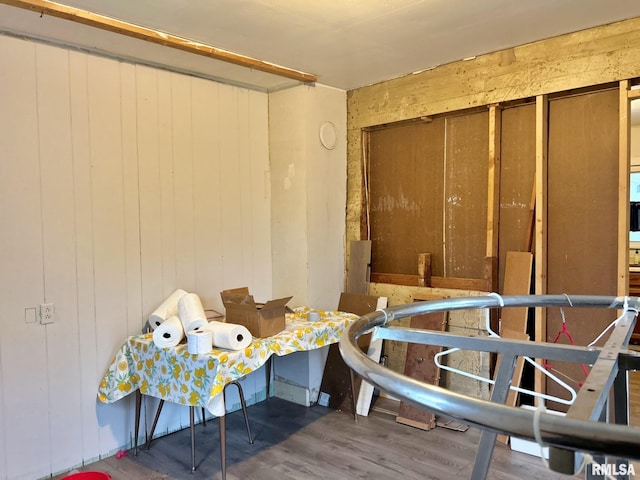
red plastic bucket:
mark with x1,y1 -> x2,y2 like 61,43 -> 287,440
61,472 -> 111,480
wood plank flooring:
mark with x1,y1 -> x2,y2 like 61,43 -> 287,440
50,370 -> 640,480
48,398 -> 567,480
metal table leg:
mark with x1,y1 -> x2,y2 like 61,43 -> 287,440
134,390 -> 142,456
145,399 -> 165,450
189,406 -> 196,472
219,413 -> 226,480
349,369 -> 358,421
265,357 -> 272,399
471,351 -> 517,480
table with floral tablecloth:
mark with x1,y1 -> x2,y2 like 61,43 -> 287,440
98,307 -> 358,416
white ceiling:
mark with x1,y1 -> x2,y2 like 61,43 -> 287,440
2,0 -> 640,93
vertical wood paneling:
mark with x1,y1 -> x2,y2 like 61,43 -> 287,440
157,72 -> 177,296
35,43 -> 83,475
68,49 -> 101,461
0,352 -> 4,480
0,36 -> 49,480
1,34 -> 271,478
238,89 -> 254,286
136,65 -> 164,321
192,78 -> 224,310
120,63 -> 143,335
87,54 -> 130,451
248,91 -> 271,300
219,84 -> 243,288
171,73 -> 196,293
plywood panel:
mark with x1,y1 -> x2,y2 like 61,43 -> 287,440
501,251 -> 534,334
35,43 -> 83,474
499,104 -> 536,289
368,119 -> 445,276
546,88 -> 619,410
444,111 -> 489,279
347,240 -> 371,294
396,310 -> 446,431
0,35 -> 49,480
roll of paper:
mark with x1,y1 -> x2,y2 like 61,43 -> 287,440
149,289 -> 188,330
178,293 -> 208,333
187,329 -> 213,355
152,315 -> 184,348
202,321 -> 252,351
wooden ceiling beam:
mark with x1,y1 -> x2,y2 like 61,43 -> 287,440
1,0 -> 318,84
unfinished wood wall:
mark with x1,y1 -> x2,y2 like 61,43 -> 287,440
368,119 -> 445,276
348,17 -> 640,391
545,88 -> 620,408
498,103 -> 536,290
0,34 -> 270,480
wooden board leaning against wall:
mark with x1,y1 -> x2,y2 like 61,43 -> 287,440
351,80 -> 632,406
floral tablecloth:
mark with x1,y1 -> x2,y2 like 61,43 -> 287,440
98,307 -> 358,416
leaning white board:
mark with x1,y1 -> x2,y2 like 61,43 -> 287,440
356,296 -> 388,416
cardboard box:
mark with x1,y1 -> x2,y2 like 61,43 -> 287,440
221,287 -> 292,338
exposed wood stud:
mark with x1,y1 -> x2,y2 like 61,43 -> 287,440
487,104 -> 502,260
620,80 -> 631,295
486,104 -> 502,291
0,0 -> 317,84
534,94 -> 548,403
417,253 -> 432,287
628,88 -> 640,100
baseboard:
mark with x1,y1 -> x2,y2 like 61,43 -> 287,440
273,380 -> 311,406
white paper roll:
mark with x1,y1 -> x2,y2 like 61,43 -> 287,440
149,289 -> 188,330
202,321 -> 252,351
152,315 -> 184,348
187,329 -> 213,355
178,293 -> 208,333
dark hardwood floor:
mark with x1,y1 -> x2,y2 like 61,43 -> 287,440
51,394 -> 596,480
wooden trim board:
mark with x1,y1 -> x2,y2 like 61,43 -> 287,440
396,308 -> 447,431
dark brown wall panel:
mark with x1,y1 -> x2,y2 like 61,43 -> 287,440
444,111 -> 489,279
498,104 -> 536,292
545,89 -> 619,410
369,119 -> 445,276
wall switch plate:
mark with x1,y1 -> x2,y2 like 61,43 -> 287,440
24,307 -> 37,324
40,303 -> 55,324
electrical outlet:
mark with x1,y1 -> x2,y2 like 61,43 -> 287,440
40,303 -> 55,324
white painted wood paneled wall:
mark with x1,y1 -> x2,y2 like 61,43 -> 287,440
0,34 -> 271,480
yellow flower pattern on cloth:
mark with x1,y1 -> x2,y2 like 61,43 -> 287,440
97,307 -> 357,412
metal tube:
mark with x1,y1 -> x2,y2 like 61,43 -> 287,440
339,294 -> 640,469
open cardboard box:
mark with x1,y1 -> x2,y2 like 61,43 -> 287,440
221,287 -> 292,338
